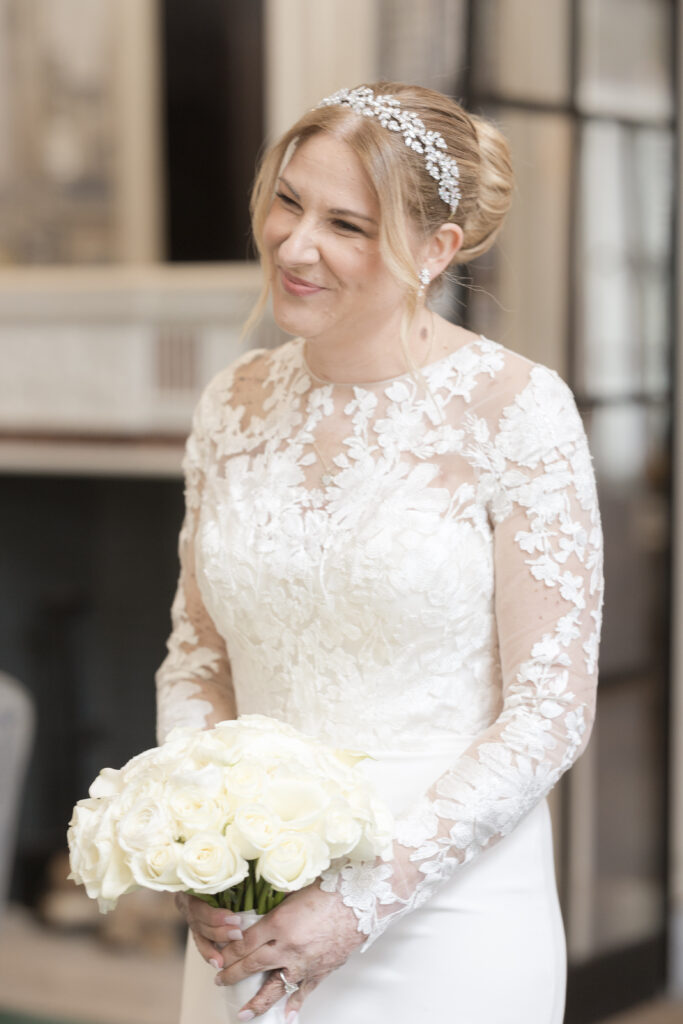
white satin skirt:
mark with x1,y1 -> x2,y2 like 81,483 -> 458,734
180,747 -> 566,1024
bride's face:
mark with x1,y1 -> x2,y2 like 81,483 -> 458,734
263,133 -> 413,346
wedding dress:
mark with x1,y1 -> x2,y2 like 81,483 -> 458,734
156,335 -> 603,1023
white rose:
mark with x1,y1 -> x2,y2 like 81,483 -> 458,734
88,767 -> 124,799
257,831 -> 330,892
206,720 -> 249,761
96,842 -> 136,911
108,773 -> 167,820
228,716 -> 316,768
177,831 -> 248,893
323,803 -> 363,858
333,787 -> 394,862
225,760 -> 268,804
69,804 -> 135,911
168,784 -> 231,837
231,806 -> 281,858
118,797 -> 175,853
265,777 -> 329,831
366,795 -> 395,860
187,729 -> 240,768
343,783 -> 376,822
347,802 -> 394,862
170,761 -> 225,791
130,842 -> 184,891
67,798 -> 103,882
120,740 -> 181,783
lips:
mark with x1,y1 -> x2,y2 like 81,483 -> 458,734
278,268 -> 325,297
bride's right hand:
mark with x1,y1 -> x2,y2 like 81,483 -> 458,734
175,892 -> 243,968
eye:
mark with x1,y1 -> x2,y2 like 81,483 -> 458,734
275,191 -> 299,209
332,219 -> 365,235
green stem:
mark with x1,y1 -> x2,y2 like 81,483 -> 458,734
190,891 -> 220,909
243,861 -> 255,911
256,881 -> 268,916
187,861 -> 289,915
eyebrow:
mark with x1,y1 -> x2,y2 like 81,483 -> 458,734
278,176 -> 378,225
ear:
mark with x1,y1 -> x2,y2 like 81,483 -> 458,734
420,223 -> 464,280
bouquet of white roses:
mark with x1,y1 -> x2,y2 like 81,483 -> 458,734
67,714 -> 393,915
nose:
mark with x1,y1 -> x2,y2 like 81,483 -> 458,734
277,216 -> 320,267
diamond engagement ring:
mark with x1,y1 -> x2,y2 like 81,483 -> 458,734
279,971 -> 299,995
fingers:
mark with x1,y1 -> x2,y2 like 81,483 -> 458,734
230,970 -> 313,1022
190,929 -> 225,969
216,914 -> 280,969
216,945 -> 280,986
235,970 -> 283,1020
284,977 -> 319,1020
176,893 -> 243,946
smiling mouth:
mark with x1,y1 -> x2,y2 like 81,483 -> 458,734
278,268 -> 325,296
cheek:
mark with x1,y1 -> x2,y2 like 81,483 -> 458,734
353,254 -> 399,300
262,208 -> 285,250
341,244 -> 383,289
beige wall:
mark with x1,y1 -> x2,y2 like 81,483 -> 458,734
264,0 -> 378,142
112,0 -> 164,262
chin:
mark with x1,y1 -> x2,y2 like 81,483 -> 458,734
271,296 -> 326,340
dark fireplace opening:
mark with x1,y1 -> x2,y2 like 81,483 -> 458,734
0,473 -> 185,906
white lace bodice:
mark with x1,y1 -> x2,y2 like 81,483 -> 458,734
156,334 -> 603,946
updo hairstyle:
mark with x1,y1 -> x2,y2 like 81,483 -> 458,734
248,81 -> 514,328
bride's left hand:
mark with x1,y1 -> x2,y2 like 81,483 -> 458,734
213,882 -> 363,1020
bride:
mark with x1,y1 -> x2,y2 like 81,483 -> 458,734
156,83 -> 604,1023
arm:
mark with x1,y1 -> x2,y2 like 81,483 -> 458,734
158,393 -> 244,961
323,364 -> 604,946
156,395 -> 236,743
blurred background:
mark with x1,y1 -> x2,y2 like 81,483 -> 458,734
0,2 -> 680,1023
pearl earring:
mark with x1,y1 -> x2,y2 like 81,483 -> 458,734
418,266 -> 431,298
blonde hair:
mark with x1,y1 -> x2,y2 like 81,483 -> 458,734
245,81 -> 514,337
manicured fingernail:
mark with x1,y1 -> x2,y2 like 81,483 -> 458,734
286,1013 -> 298,1024
208,958 -> 221,970
227,929 -> 243,941
223,914 -> 241,925
237,1012 -> 254,1022
214,975 -> 224,987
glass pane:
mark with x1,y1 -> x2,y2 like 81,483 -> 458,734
577,0 -> 674,120
602,676 -> 665,955
472,0 -> 571,104
566,672 -> 668,961
469,110 -> 572,376
566,400 -> 669,961
585,402 -> 670,680
576,122 -> 674,399
377,0 -> 468,94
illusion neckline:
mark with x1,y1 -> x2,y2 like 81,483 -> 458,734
298,334 -> 483,389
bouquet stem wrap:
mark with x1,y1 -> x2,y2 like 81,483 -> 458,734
181,910 -> 288,1024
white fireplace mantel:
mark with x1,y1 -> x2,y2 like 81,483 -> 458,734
0,263 -> 282,477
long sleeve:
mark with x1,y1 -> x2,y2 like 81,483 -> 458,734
322,364 -> 604,946
155,395 -> 236,743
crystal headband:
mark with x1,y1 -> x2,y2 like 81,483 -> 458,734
316,86 -> 461,214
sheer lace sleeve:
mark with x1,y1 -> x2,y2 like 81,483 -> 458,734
155,394 -> 236,743
322,364 -> 604,948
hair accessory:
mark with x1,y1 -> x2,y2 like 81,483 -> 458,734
418,266 -> 431,297
317,86 -> 461,214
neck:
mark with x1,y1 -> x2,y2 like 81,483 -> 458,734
303,307 -> 434,385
